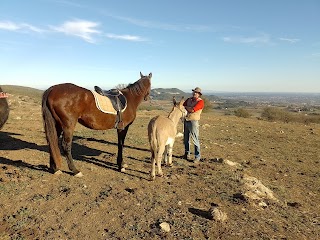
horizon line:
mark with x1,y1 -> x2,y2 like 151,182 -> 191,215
1,84 -> 320,95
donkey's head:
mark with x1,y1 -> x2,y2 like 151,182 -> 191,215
173,96 -> 187,120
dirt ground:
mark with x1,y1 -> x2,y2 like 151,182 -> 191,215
0,92 -> 319,239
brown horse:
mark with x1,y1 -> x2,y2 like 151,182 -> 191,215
0,86 -> 10,130
42,72 -> 152,176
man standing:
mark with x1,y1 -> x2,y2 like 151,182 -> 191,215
183,87 -> 204,163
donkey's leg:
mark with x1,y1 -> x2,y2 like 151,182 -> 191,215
62,127 -> 82,176
150,150 -> 156,181
156,145 -> 165,177
117,124 -> 130,172
167,141 -> 174,167
163,145 -> 168,165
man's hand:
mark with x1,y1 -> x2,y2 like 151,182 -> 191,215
0,92 -> 9,98
185,106 -> 194,113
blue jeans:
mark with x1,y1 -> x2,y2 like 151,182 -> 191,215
184,120 -> 200,159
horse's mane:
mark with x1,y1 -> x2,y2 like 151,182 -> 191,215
125,76 -> 150,96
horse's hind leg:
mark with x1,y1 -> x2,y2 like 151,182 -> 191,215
62,127 -> 82,177
50,156 -> 62,175
50,125 -> 63,174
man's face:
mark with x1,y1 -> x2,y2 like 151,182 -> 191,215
192,91 -> 200,98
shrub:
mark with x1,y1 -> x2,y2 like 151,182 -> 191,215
295,114 -> 320,124
202,96 -> 213,113
261,107 -> 293,123
261,107 -> 320,124
234,108 -> 251,118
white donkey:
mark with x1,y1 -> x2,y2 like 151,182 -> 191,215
148,97 -> 186,180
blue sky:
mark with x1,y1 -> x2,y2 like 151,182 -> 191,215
0,0 -> 319,93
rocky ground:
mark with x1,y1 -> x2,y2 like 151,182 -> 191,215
0,92 -> 319,239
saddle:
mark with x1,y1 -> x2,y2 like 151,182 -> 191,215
94,86 -> 127,130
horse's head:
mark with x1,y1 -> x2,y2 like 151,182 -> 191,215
140,72 -> 152,101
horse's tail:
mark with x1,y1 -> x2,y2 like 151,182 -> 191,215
0,99 -> 9,130
42,88 -> 60,165
0,87 -> 9,129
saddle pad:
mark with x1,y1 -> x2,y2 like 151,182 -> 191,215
91,90 -> 127,114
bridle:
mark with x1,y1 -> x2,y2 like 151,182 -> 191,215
144,90 -> 150,101
175,106 -> 187,120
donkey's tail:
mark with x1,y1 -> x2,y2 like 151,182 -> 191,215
147,119 -> 159,154
42,88 -> 60,165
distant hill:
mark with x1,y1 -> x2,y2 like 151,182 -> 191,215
1,85 -> 43,101
150,88 -> 187,100
1,85 -> 222,103
151,88 -> 220,101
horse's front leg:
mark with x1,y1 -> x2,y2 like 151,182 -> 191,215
117,124 -> 130,172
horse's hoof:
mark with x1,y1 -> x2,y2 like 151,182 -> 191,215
120,167 -> 126,173
54,170 -> 62,175
75,172 -> 84,177
122,164 -> 128,168
157,173 -> 164,177
166,163 -> 173,167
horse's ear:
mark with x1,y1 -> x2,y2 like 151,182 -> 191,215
140,72 -> 143,78
173,96 -> 177,106
148,73 -> 152,79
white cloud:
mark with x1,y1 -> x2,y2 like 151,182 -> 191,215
0,21 -> 19,30
106,33 -> 146,42
1,19 -> 149,44
223,33 -> 270,45
279,37 -> 300,43
0,21 -> 44,33
106,14 -> 212,32
51,19 -> 101,43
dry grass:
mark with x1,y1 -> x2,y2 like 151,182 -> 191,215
0,87 -> 319,239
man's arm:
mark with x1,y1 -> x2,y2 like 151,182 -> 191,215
193,99 -> 204,112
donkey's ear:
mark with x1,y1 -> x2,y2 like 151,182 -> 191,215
173,96 -> 177,106
140,72 -> 143,78
180,96 -> 185,104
